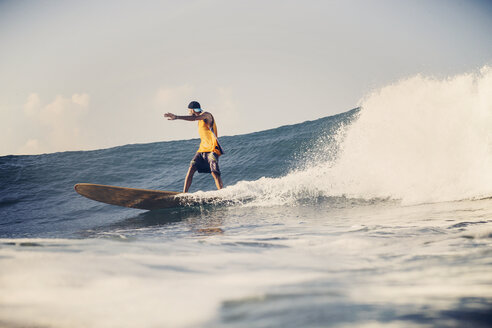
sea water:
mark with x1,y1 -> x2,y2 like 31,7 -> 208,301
1,68 -> 492,327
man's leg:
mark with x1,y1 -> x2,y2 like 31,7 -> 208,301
211,172 -> 223,190
183,166 -> 197,193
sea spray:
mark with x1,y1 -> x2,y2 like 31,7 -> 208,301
332,66 -> 492,203
212,67 -> 492,205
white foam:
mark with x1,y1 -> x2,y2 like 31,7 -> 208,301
331,66 -> 492,203
204,67 -> 492,205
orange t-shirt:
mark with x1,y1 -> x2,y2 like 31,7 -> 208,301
197,120 -> 223,156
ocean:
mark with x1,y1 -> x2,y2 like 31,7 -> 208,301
1,70 -> 492,327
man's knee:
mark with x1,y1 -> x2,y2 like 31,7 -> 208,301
187,166 -> 197,175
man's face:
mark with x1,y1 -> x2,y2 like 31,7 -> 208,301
188,108 -> 195,116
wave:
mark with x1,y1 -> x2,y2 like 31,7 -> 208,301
205,67 -> 492,205
1,67 -> 491,237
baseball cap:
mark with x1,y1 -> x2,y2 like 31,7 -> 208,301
188,101 -> 202,112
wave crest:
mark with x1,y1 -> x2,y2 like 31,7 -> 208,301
213,67 -> 492,205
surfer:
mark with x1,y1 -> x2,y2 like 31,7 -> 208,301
164,101 -> 224,192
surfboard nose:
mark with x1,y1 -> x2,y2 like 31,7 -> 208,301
74,183 -> 84,192
73,183 -> 184,210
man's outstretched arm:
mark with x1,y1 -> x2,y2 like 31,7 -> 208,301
164,112 -> 211,121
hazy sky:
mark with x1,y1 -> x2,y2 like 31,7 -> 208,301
1,0 -> 491,155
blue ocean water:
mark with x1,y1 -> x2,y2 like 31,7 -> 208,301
0,108 -> 355,238
1,99 -> 492,327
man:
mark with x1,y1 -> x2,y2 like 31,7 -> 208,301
164,101 -> 224,193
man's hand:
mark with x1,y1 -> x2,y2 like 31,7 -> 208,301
164,113 -> 176,120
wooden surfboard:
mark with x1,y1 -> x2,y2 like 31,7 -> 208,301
74,183 -> 189,210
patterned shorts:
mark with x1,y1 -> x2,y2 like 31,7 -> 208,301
190,152 -> 221,175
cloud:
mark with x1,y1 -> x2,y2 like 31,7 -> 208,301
24,93 -> 41,115
18,139 -> 41,155
18,93 -> 90,154
72,93 -> 90,107
155,84 -> 194,109
210,87 -> 243,136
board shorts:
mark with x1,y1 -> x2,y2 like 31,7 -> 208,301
190,152 -> 221,175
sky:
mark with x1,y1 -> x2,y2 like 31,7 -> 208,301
1,0 -> 491,155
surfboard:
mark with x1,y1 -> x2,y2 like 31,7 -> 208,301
74,183 -> 189,210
